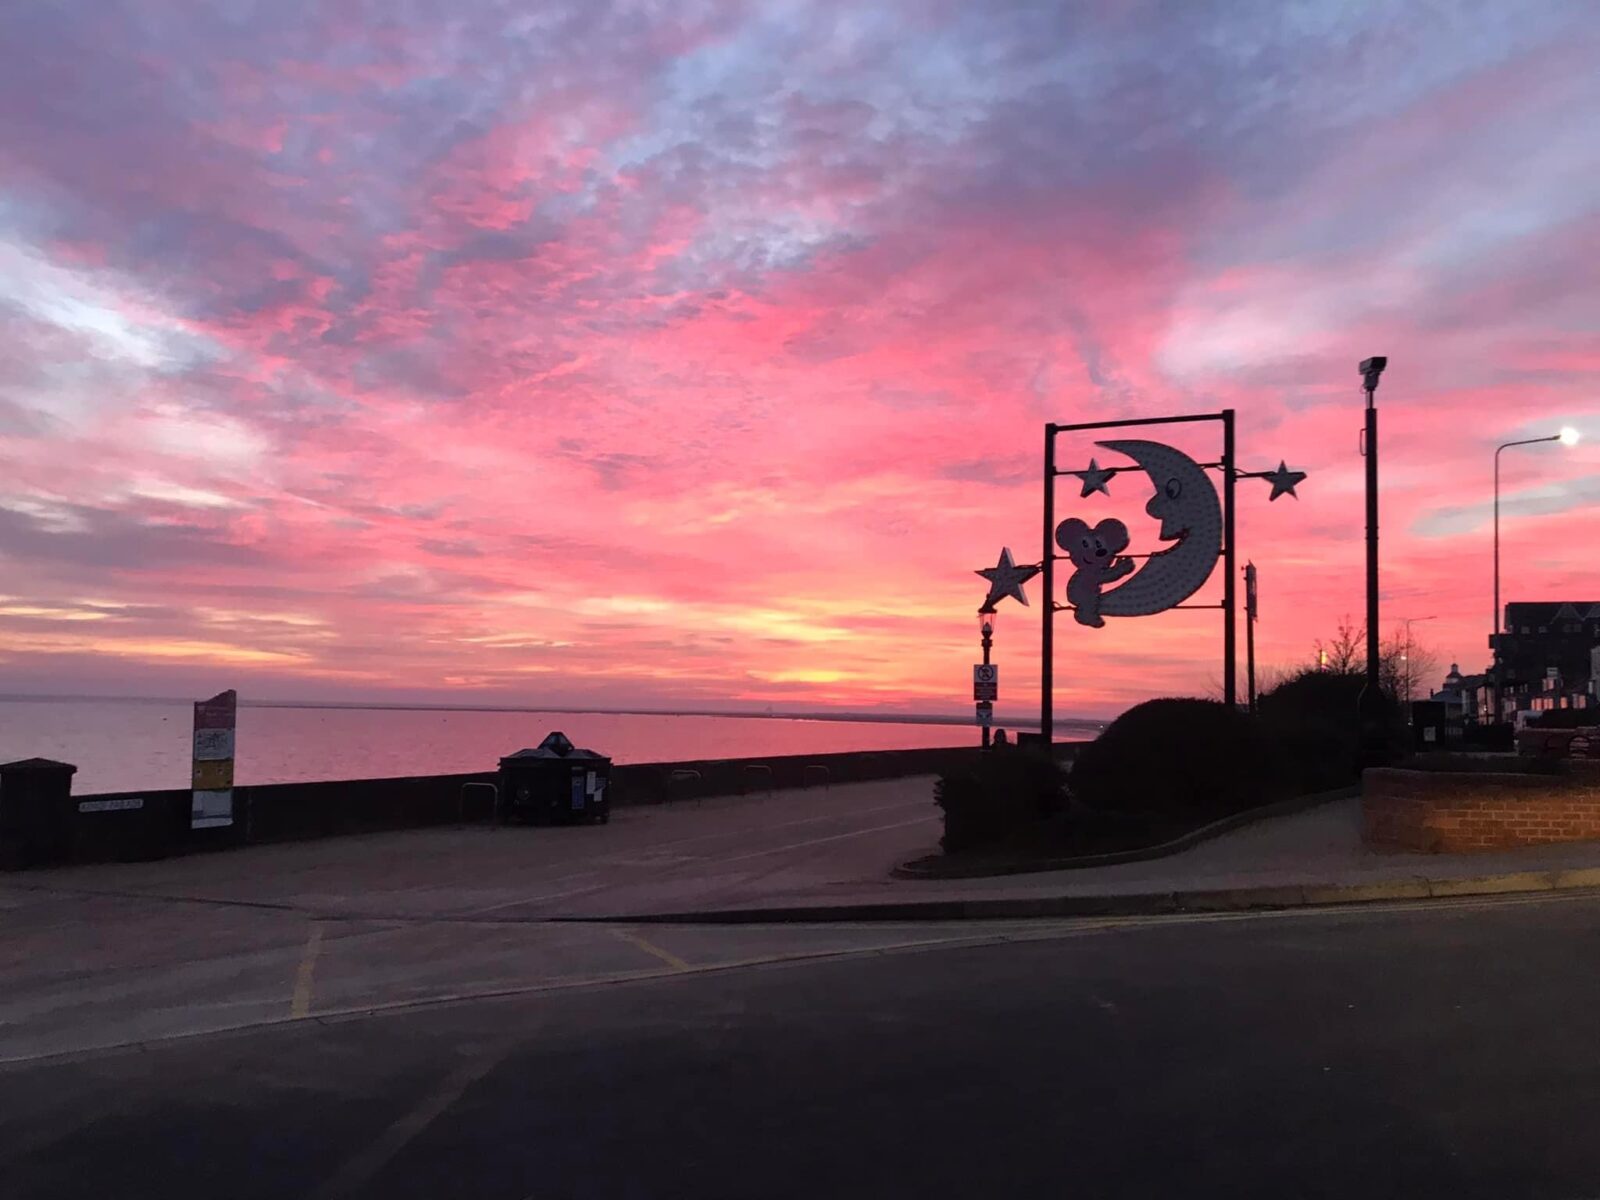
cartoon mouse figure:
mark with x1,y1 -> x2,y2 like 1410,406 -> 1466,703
1055,517 -> 1134,628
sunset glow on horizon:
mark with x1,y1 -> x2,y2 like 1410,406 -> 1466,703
2,2 -> 1597,719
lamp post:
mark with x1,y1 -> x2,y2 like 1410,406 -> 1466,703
977,607 -> 996,749
1399,615 -> 1436,710
1492,427 -> 1580,721
1358,356 -> 1388,764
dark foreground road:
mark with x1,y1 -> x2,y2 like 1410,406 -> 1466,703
5,894 -> 1600,1199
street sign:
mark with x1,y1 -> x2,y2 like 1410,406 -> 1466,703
973,664 -> 998,684
78,797 -> 143,814
973,681 -> 997,701
192,689 -> 237,830
192,758 -> 235,792
193,727 -> 234,761
975,702 -> 993,727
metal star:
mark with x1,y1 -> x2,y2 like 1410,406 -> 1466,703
1263,461 -> 1306,500
1071,458 -> 1115,497
976,547 -> 1041,609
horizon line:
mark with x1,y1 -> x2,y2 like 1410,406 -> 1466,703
0,692 -> 1112,730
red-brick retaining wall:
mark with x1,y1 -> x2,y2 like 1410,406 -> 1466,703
1363,764 -> 1600,853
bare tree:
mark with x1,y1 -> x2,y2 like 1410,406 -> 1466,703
1311,615 -> 1364,675
1381,624 -> 1441,707
1305,615 -> 1440,703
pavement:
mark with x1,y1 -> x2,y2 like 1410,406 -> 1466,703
6,891 -> 1600,1198
7,775 -> 1600,1063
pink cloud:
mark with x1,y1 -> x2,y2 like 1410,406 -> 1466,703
2,2 -> 1597,718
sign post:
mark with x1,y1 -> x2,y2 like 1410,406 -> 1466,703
1244,562 -> 1259,714
972,548 -> 1039,750
191,689 -> 237,830
1039,412 -> 1306,743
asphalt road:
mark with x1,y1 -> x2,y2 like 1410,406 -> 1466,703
6,892 -> 1600,1199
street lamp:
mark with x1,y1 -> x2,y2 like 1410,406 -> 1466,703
977,607 -> 997,749
1399,615 -> 1435,709
1492,427 -> 1581,721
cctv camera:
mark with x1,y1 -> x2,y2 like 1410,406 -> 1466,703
1359,356 -> 1387,376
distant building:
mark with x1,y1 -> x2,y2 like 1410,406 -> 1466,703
1486,602 -> 1600,722
1430,662 -> 1482,721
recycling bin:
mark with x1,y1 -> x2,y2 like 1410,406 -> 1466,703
498,732 -> 612,826
0,758 -> 77,869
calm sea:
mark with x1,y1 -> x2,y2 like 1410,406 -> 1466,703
0,698 -> 1089,795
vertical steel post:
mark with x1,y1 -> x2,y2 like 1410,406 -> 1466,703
1222,410 -> 1237,708
1041,424 -> 1056,746
980,620 -> 993,750
1364,393 -> 1381,700
1358,382 -> 1388,763
1492,447 -> 1501,722
1245,561 -> 1257,715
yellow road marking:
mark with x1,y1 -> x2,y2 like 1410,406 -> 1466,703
612,928 -> 691,972
290,923 -> 324,1018
310,1043 -> 510,1199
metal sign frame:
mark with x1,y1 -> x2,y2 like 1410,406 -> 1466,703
1042,411 -> 1236,742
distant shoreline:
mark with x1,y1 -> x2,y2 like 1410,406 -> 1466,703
0,692 -> 1108,733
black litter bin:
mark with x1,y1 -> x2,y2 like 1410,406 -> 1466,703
499,732 -> 612,826
0,758 -> 78,869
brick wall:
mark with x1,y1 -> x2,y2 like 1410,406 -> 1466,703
1363,764 -> 1600,853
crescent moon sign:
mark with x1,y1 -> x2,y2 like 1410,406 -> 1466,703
1095,439 -> 1221,617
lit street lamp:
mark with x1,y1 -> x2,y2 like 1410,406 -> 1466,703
972,546 -> 1038,750
977,607 -> 996,749
1492,427 -> 1580,720
1399,615 -> 1435,709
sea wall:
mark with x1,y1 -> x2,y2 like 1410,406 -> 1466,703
22,742 -> 1083,867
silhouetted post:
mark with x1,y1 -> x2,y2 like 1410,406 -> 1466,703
1358,357 -> 1388,764
1040,423 -> 1056,746
1222,409 -> 1237,708
978,608 -> 995,750
1244,561 -> 1258,715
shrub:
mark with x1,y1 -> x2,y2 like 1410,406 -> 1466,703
1256,671 -> 1364,793
1255,669 -> 1430,789
1067,698 -> 1278,819
934,749 -> 1064,854
1461,722 -> 1515,751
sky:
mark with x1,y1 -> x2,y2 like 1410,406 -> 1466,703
1,0 -> 1597,720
